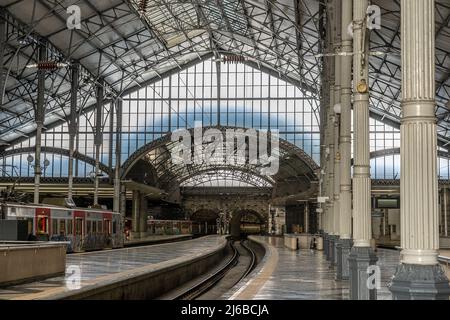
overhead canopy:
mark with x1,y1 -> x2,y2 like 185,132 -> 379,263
122,179 -> 166,199
121,126 -> 319,192
0,0 -> 450,147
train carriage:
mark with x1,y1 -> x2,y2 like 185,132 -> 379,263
147,219 -> 193,235
0,202 -> 124,252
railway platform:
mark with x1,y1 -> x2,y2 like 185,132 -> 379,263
124,234 -> 193,247
0,235 -> 226,300
226,236 -> 401,300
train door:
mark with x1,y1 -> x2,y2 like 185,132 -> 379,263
73,211 -> 85,251
35,208 -> 51,241
102,212 -> 112,247
104,218 -> 112,236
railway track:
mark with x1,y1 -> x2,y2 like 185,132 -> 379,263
173,239 -> 257,300
237,240 -> 257,282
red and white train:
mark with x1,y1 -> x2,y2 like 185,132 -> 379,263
0,202 -> 124,252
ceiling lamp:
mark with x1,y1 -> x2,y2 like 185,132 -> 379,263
26,61 -> 68,71
138,0 -> 149,13
222,55 -> 246,64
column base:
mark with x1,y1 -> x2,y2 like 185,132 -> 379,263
389,263 -> 450,300
328,235 -> 335,264
348,246 -> 378,300
324,233 -> 329,259
333,235 -> 340,267
336,238 -> 353,281
328,235 -> 338,267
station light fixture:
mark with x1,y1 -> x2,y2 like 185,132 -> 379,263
26,61 -> 69,71
357,79 -> 369,93
138,0 -> 149,13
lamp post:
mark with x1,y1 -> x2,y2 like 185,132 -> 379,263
27,155 -> 50,204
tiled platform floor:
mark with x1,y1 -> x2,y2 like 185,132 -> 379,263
0,235 -> 224,300
124,234 -> 192,246
233,236 -> 400,300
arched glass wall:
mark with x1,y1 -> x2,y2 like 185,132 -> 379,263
2,58 -> 446,181
3,58 -> 321,178
117,59 -> 321,165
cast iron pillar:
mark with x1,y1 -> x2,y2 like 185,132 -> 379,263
389,0 -> 450,300
93,78 -> 104,207
68,62 -> 79,201
113,99 -> 123,214
325,0 -> 337,263
139,195 -> 148,237
0,9 -> 6,108
336,0 -> 353,281
34,42 -> 46,204
132,190 -> 140,235
332,0 -> 342,269
348,0 -> 378,300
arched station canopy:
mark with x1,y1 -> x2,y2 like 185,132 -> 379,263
121,126 -> 319,192
1,0 -> 450,150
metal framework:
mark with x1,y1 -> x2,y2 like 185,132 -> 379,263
0,0 -> 449,186
120,125 -> 319,190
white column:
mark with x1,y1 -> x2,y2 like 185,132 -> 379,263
0,9 -> 5,108
327,101 -> 335,235
333,28 -> 341,238
445,188 -> 448,237
324,0 -> 335,237
339,0 -> 352,240
113,99 -> 122,213
352,0 -> 372,247
68,62 -> 79,201
348,1 -> 378,293
400,0 -> 438,266
34,43 -> 46,204
93,79 -> 104,207
333,115 -> 340,236
132,190 -> 140,234
304,202 -> 309,234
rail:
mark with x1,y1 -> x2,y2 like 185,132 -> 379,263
239,240 -> 257,281
173,240 -> 239,300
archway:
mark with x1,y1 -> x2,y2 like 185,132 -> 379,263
190,209 -> 220,235
230,209 -> 267,238
120,125 -> 319,192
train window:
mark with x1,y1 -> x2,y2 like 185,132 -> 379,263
75,218 -> 83,235
27,219 -> 33,234
92,221 -> 97,233
37,216 -> 48,234
87,221 -> 92,234
67,219 -> 73,235
52,219 -> 58,235
59,220 -> 66,235
113,221 -> 117,234
98,221 -> 103,233
104,220 -> 111,234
